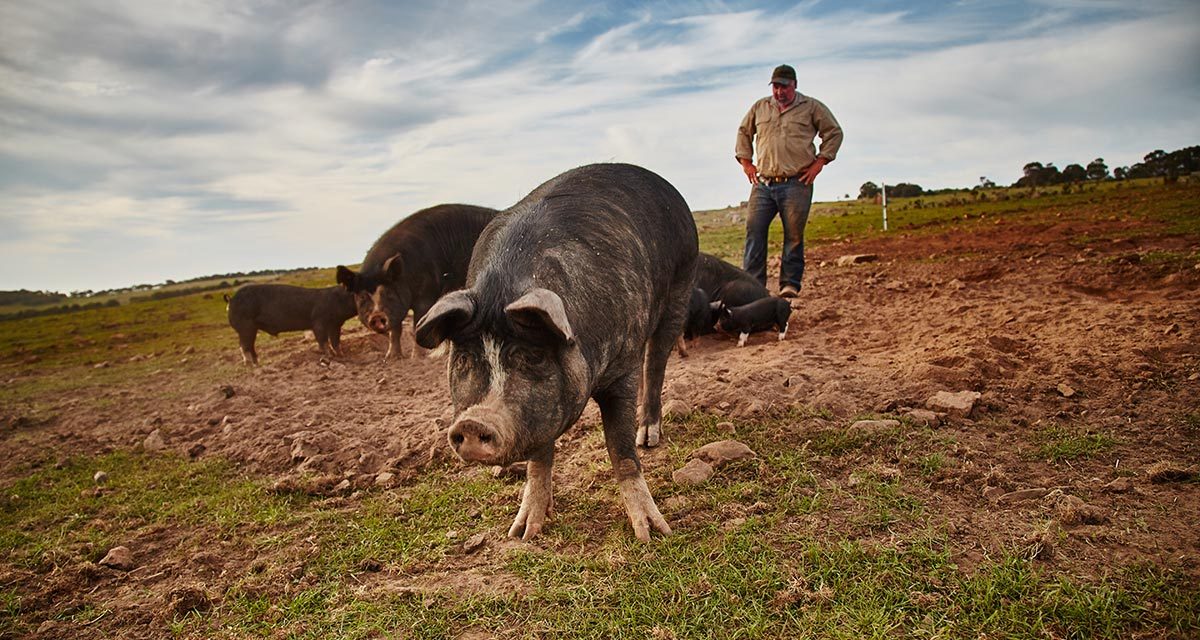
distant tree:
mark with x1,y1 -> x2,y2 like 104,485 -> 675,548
1113,166 -> 1127,180
978,176 -> 996,188
1061,164 -> 1087,183
1043,163 -> 1063,184
1086,158 -> 1109,180
858,181 -> 881,199
885,183 -> 924,198
1021,162 -> 1044,186
1119,146 -> 1199,179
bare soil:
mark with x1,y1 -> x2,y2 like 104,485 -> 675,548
3,199 -> 1199,636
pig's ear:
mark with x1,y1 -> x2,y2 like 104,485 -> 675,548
336,265 -> 357,290
415,290 -> 475,348
381,254 -> 404,282
505,288 -> 575,346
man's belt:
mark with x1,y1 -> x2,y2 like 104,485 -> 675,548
757,174 -> 800,185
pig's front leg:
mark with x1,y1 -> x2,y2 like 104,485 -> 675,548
600,380 -> 671,541
613,457 -> 671,542
385,326 -> 405,359
508,447 -> 555,541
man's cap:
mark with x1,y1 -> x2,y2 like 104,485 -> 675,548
770,64 -> 796,85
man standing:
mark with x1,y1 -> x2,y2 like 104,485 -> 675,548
735,64 -> 843,297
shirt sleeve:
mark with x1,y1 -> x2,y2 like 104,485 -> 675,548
812,99 -> 843,163
735,103 -> 757,162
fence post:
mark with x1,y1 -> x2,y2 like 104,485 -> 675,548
882,182 -> 889,231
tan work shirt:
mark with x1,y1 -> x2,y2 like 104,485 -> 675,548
735,94 -> 844,178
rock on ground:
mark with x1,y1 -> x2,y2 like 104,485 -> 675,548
690,440 -> 756,468
99,546 -> 134,571
673,459 -> 715,485
926,390 -> 982,418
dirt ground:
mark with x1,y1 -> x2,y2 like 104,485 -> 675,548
3,198 -> 1199,634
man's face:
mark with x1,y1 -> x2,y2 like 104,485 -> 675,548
771,81 -> 796,105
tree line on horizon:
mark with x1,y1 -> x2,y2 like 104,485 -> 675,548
857,144 -> 1199,200
0,266 -> 318,320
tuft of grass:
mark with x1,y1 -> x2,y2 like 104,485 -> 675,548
1032,424 -> 1118,462
846,476 -> 925,531
1179,411 -> 1200,435
917,453 -> 949,477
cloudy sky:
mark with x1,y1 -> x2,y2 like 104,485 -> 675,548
2,1 -> 1198,293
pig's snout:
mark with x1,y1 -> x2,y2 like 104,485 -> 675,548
366,312 -> 390,334
448,419 -> 503,463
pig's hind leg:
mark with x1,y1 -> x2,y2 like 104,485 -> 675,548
313,324 -> 334,357
599,377 -> 671,541
508,446 -> 555,541
328,326 -> 344,357
236,328 -> 259,366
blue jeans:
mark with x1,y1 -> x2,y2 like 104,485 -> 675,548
743,179 -> 813,290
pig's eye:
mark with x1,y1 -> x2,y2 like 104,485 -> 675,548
508,346 -> 548,370
452,347 -> 480,368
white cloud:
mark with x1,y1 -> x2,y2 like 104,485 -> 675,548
1,1 -> 1198,291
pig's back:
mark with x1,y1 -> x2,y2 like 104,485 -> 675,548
361,204 -> 498,280
230,284 -> 321,333
470,164 -> 698,363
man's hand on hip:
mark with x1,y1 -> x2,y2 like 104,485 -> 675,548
799,158 -> 827,185
739,159 -> 758,185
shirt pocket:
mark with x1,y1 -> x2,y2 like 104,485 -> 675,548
756,105 -> 780,137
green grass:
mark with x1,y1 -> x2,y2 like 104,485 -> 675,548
0,452 -> 307,571
695,178 -> 1200,265
0,267 -> 342,414
1032,424 -> 1119,463
2,447 -> 1197,639
917,453 -> 948,477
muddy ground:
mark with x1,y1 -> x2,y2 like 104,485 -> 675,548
3,193 -> 1199,636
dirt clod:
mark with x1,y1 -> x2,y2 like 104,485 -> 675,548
167,585 -> 211,616
1145,462 -> 1196,483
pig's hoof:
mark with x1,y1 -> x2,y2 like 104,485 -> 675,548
636,422 -> 661,448
619,477 -> 671,542
508,487 -> 554,541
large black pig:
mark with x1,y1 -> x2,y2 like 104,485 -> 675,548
336,204 -> 497,359
414,163 -> 698,542
225,284 -> 357,365
696,252 -> 769,309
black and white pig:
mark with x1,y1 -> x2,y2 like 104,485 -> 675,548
336,204 -> 498,359
717,296 -> 793,347
414,163 -> 698,542
695,252 -> 769,309
683,252 -> 770,340
225,284 -> 357,365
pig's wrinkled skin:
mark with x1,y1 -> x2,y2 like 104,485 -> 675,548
225,284 -> 357,365
336,204 -> 497,360
717,296 -> 793,347
415,163 -> 698,542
